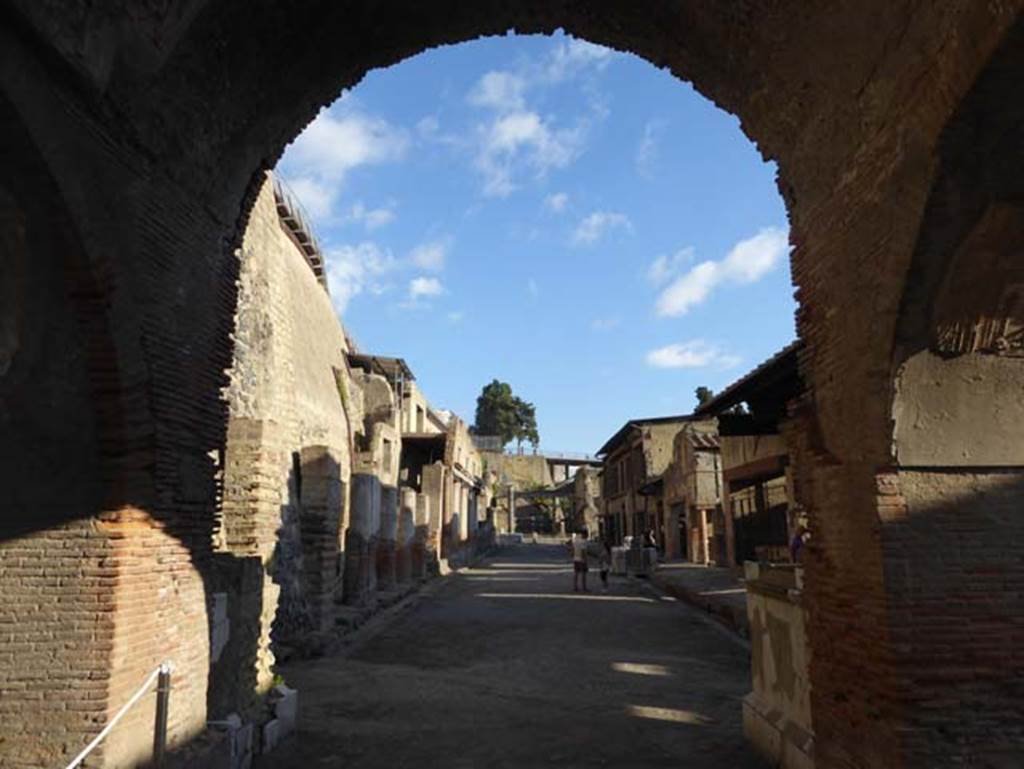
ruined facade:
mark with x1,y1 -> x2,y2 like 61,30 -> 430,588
1,4 -> 1023,768
597,417 -> 694,545
571,466 -> 602,535
697,343 -> 804,567
662,421 -> 723,564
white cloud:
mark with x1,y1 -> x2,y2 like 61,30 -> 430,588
527,278 -> 539,298
645,341 -> 741,370
287,109 -> 408,182
344,201 -> 396,231
545,192 -> 569,213
409,276 -> 444,300
591,316 -> 621,332
325,235 -> 454,315
287,177 -> 336,220
325,242 -> 397,315
279,107 -> 408,219
409,239 -> 449,272
447,311 -> 465,324
545,38 -> 615,83
468,71 -> 527,112
655,227 -> 789,316
720,226 -> 788,282
647,247 -> 695,286
636,119 -> 667,178
463,37 -> 615,197
571,211 -> 632,246
654,261 -> 718,315
475,110 -> 585,197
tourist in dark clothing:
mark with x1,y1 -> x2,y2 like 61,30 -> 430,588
790,525 -> 808,563
598,539 -> 612,592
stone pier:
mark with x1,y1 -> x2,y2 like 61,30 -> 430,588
343,473 -> 380,605
297,446 -> 344,631
377,485 -> 399,591
397,489 -> 416,583
414,494 -> 432,578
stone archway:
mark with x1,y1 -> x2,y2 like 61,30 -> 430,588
879,21 -> 1024,765
0,90 -> 119,766
0,3 -> 1022,767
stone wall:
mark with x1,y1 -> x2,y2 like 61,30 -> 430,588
217,177 -> 354,670
482,451 -> 552,489
400,380 -> 444,435
744,563 -> 814,769
641,423 -> 687,478
662,422 -> 721,562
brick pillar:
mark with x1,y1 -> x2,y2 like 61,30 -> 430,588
376,485 -> 398,591
209,416 -> 283,720
342,473 -> 379,605
298,446 -> 342,631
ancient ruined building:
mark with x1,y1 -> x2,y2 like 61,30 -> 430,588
0,3 -> 1022,767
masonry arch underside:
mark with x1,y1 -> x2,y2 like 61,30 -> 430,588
0,3 -> 1022,768
879,19 -> 1024,764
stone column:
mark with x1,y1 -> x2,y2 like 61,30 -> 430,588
507,487 -> 516,534
468,492 -> 479,536
422,464 -> 444,566
377,485 -> 398,591
721,490 -> 736,567
342,473 -> 380,605
415,493 -> 432,577
459,484 -> 470,541
698,508 -> 710,565
664,504 -> 681,561
397,487 -> 416,583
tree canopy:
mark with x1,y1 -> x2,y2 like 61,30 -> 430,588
472,379 -> 539,449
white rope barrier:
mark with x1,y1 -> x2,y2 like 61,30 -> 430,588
63,661 -> 173,769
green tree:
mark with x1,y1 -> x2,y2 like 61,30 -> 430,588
513,398 -> 539,450
695,386 -> 714,408
473,380 -> 519,445
472,380 -> 540,449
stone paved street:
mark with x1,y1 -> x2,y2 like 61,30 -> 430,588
259,544 -> 766,769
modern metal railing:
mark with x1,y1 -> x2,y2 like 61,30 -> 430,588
271,174 -> 328,291
542,450 -> 600,461
63,662 -> 173,769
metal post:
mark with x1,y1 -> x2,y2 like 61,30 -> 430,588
153,663 -> 171,766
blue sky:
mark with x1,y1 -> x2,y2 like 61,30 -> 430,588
276,32 -> 795,454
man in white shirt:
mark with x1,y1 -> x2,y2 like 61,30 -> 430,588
571,529 -> 590,593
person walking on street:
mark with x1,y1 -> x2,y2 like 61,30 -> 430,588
598,539 -> 611,593
571,529 -> 589,592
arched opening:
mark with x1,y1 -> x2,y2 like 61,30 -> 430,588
213,34 -> 793,755
884,20 -> 1024,764
0,90 -> 115,767
0,5 -> 1021,769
